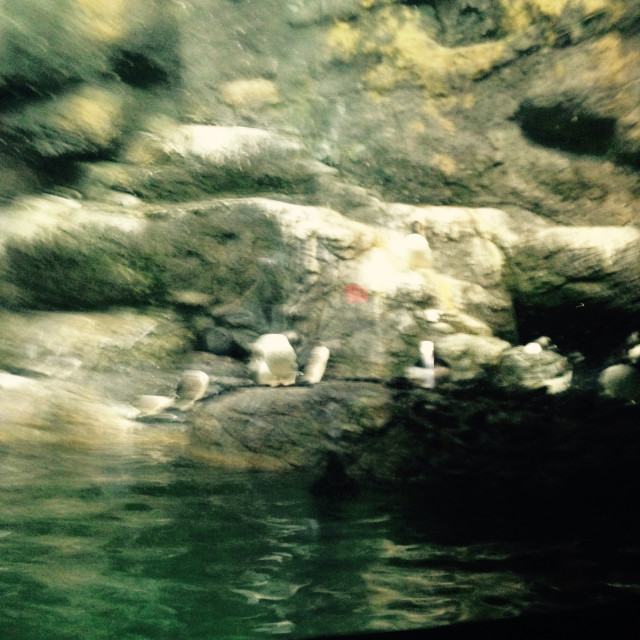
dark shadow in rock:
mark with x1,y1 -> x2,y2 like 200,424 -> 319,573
111,50 -> 174,89
515,102 -> 616,156
512,298 -> 638,366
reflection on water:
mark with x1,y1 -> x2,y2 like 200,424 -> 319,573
0,433 -> 637,639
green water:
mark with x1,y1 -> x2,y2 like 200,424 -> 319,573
0,437 -> 634,640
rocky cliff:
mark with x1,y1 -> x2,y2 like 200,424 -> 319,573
1,0 -> 639,518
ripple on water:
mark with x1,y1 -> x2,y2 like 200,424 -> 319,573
0,440 -> 637,639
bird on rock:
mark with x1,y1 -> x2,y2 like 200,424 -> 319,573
133,395 -> 176,418
174,370 -> 210,410
404,220 -> 432,270
302,345 -> 330,385
249,333 -> 298,387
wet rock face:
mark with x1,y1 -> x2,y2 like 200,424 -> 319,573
516,33 -> 640,165
351,384 -> 640,519
190,382 -> 391,471
171,0 -> 640,226
0,0 -> 180,196
509,227 -> 640,355
2,0 -> 639,224
1,0 -> 640,494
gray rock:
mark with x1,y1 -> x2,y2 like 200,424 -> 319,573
510,226 -> 640,350
495,345 -> 573,394
0,309 -> 192,400
113,123 -> 333,200
0,84 -> 131,159
434,333 -> 512,381
174,370 -> 210,410
599,364 -> 640,403
190,382 -> 391,471
203,327 -> 237,356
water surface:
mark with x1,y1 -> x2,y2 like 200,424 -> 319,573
0,433 -> 636,639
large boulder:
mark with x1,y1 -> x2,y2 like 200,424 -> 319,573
0,187 -> 532,383
494,343 -> 573,394
509,225 -> 640,353
434,333 -> 512,382
190,382 -> 391,471
197,198 -> 521,379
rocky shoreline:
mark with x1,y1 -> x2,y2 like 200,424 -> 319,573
1,1 -> 640,525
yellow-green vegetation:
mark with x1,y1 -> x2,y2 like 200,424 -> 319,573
53,86 -> 127,150
326,1 -> 633,97
430,153 -> 457,177
432,273 -> 458,312
500,0 -> 625,37
327,6 -> 506,95
327,21 -> 361,60
220,78 -> 280,109
0,85 -> 127,158
589,34 -> 640,124
75,0 -> 128,44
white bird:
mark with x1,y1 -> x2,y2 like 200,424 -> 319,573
404,221 -> 432,270
174,370 -> 210,409
627,344 -> 640,364
249,358 -> 283,387
523,341 -> 543,355
404,340 -> 437,388
419,340 -> 435,369
249,334 -> 298,387
133,395 -> 175,418
302,345 -> 330,385
419,340 -> 436,388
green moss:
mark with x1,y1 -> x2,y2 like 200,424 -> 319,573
0,85 -> 129,160
1,205 -> 294,314
3,227 -> 167,310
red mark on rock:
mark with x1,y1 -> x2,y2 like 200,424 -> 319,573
345,284 -> 369,303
